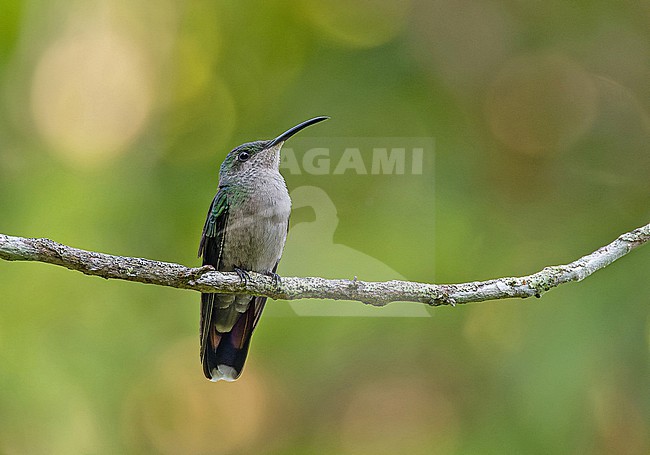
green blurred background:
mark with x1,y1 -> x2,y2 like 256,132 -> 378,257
1,0 -> 649,453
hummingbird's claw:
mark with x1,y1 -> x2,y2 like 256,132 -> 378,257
234,267 -> 251,284
266,271 -> 282,288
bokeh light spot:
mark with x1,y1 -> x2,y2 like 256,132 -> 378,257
300,0 -> 411,48
31,23 -> 154,168
410,0 -> 515,93
122,338 -> 269,454
340,377 -> 459,454
590,382 -> 649,454
486,54 -> 598,155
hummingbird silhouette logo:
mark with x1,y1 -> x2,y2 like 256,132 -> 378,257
198,117 -> 329,381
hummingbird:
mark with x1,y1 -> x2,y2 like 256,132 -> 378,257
198,116 -> 329,382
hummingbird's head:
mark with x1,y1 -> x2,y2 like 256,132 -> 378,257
219,116 -> 328,183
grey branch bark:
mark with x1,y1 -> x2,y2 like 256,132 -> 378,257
1,222 -> 649,307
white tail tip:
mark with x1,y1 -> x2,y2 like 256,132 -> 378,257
210,365 -> 238,382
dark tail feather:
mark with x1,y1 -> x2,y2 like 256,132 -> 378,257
201,296 -> 267,382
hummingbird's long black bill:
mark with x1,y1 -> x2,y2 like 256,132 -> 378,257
268,116 -> 329,147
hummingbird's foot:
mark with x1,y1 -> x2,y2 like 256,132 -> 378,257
234,267 -> 251,284
265,271 -> 282,288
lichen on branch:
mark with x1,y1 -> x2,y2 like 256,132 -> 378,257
1,222 -> 649,307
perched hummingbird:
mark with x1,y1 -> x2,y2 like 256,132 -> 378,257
198,116 -> 329,382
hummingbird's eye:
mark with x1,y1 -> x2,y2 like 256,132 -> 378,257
237,151 -> 251,162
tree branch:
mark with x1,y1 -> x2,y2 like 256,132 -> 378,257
1,222 -> 649,307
